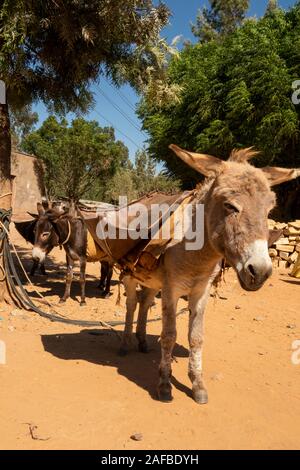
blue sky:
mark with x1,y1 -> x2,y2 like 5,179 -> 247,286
33,0 -> 297,160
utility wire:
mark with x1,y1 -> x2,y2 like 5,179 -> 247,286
102,77 -> 137,113
93,108 -> 142,150
97,86 -> 148,138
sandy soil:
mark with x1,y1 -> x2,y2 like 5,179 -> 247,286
0,226 -> 299,450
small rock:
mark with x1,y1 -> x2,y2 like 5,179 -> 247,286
287,324 -> 297,330
130,433 -> 143,441
8,326 -> 15,332
254,316 -> 265,322
211,373 -> 224,381
235,305 -> 241,310
114,311 -> 123,317
10,309 -> 22,317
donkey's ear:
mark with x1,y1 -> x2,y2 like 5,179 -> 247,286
37,203 -> 45,216
169,144 -> 224,177
262,167 -> 300,186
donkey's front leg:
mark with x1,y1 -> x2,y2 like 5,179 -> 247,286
30,259 -> 39,276
158,287 -> 179,402
60,255 -> 74,303
79,257 -> 87,306
119,276 -> 138,356
188,284 -> 211,404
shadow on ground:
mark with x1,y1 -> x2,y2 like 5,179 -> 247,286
41,329 -> 190,400
11,244 -> 118,301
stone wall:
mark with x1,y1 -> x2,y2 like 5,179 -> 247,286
268,219 -> 300,269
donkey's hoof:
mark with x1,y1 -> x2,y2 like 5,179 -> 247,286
118,347 -> 128,357
59,298 -> 66,304
80,301 -> 87,307
138,341 -> 149,354
157,384 -> 173,403
103,292 -> 111,299
193,388 -> 208,405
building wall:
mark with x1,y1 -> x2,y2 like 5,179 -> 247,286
11,151 -> 45,219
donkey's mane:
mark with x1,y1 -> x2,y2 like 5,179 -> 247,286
228,147 -> 260,163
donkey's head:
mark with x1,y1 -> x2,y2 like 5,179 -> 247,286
170,145 -> 300,291
31,202 -> 62,263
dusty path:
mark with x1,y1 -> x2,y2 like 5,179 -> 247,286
0,226 -> 299,450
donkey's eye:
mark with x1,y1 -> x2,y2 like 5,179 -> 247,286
224,202 -> 240,214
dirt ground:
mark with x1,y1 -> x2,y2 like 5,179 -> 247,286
0,226 -> 299,450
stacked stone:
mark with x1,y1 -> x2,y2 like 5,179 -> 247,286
268,220 -> 300,269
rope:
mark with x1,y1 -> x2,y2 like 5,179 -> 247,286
0,192 -> 12,200
60,220 -> 71,245
0,264 -> 6,282
0,219 -> 52,306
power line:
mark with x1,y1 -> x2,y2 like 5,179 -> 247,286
96,86 -> 148,138
103,77 -> 137,113
93,108 -> 142,150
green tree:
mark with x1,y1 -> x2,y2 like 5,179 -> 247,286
22,116 -> 129,202
0,0 -> 172,303
139,3 -> 300,213
105,169 -> 138,203
192,0 -> 249,42
105,149 -> 180,203
11,105 -> 38,149
265,0 -> 279,15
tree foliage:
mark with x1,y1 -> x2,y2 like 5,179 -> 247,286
0,0 -> 175,114
139,3 -> 300,195
11,105 -> 38,149
105,149 -> 180,203
192,0 -> 249,42
22,116 -> 129,202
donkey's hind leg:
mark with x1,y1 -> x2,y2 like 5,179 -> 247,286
136,287 -> 158,353
98,261 -> 107,290
119,276 -> 138,356
103,263 -> 113,299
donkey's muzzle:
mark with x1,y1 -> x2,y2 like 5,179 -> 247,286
32,247 -> 46,263
238,261 -> 272,291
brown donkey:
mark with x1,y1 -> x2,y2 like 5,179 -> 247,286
120,146 -> 300,404
32,203 -> 113,305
